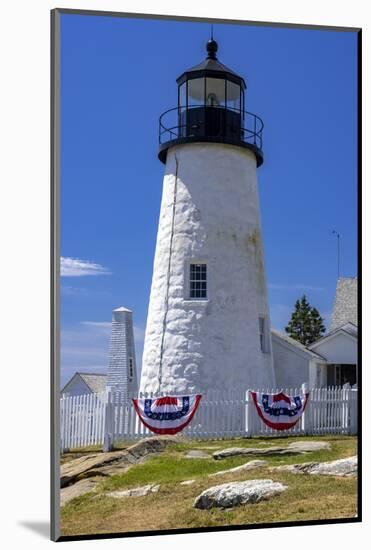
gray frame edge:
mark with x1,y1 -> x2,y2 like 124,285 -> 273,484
53,8 -> 361,32
51,8 -> 61,542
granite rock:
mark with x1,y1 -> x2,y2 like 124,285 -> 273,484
208,460 -> 267,477
271,455 -> 357,477
185,450 -> 210,459
61,435 -> 180,487
194,479 -> 287,509
61,478 -> 99,506
107,484 -> 161,498
213,441 -> 330,460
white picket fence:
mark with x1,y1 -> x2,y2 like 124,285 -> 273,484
60,392 -> 107,450
60,386 -> 358,451
245,387 -> 358,437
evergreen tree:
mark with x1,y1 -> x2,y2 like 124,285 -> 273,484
285,295 -> 326,345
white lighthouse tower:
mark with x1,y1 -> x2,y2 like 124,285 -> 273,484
140,38 -> 275,395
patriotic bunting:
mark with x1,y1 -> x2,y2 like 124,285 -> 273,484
132,394 -> 202,435
250,390 -> 309,430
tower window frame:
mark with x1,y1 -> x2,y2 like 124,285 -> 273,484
188,262 -> 208,300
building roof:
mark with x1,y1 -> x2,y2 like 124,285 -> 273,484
61,372 -> 107,394
308,322 -> 358,350
79,373 -> 107,393
183,56 -> 241,78
330,277 -> 358,331
337,321 -> 358,338
271,329 -> 325,360
176,39 -> 246,89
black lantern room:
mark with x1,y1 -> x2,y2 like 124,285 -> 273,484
158,39 -> 264,166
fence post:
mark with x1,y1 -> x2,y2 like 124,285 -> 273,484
60,394 -> 70,454
341,387 -> 348,434
301,383 -> 312,435
347,388 -> 357,435
245,390 -> 251,437
352,389 -> 358,435
103,391 -> 114,452
245,390 -> 250,437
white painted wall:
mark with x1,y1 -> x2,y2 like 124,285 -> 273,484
140,142 -> 275,395
272,333 -> 329,389
308,360 -> 328,389
310,332 -> 357,365
272,337 -> 309,388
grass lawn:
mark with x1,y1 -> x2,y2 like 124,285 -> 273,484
60,435 -> 358,537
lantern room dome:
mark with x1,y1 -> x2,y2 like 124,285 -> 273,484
176,39 -> 246,89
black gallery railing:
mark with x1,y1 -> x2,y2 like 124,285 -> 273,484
159,105 -> 264,151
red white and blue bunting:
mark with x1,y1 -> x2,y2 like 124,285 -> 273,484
132,394 -> 202,435
250,391 -> 309,430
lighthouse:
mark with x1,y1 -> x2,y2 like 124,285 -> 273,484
140,37 -> 275,395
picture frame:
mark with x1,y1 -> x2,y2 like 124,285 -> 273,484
51,7 -> 361,542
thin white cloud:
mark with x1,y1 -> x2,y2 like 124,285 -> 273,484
81,321 -> 112,329
61,285 -> 89,296
61,257 -> 111,277
268,283 -> 325,292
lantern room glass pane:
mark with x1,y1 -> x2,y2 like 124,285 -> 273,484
179,82 -> 186,110
206,78 -> 225,107
188,78 -> 204,106
226,81 -> 241,111
178,82 -> 187,137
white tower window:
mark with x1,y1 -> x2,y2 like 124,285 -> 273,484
189,263 -> 207,299
129,357 -> 134,381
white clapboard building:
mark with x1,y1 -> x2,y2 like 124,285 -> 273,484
140,38 -> 275,395
272,277 -> 358,389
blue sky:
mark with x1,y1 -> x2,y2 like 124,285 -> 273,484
60,13 -> 358,386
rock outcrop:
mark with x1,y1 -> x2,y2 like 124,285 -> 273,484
185,450 -> 210,459
271,455 -> 357,477
60,436 -> 180,506
208,459 -> 266,477
107,484 -> 160,498
61,478 -> 100,506
61,435 -> 180,488
213,441 -> 330,460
